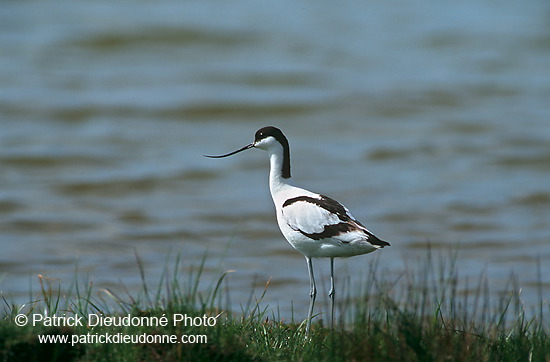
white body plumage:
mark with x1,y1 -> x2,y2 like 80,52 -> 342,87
258,129 -> 387,258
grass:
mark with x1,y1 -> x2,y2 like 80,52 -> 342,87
1,248 -> 548,361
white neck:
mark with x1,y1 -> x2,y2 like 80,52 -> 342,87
268,148 -> 289,195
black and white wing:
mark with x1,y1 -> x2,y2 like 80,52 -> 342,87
281,194 -> 389,247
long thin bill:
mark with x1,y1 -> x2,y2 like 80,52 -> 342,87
204,143 -> 254,158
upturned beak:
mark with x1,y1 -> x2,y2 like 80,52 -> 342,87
204,143 -> 254,158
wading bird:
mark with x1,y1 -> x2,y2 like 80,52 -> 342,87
206,126 -> 389,333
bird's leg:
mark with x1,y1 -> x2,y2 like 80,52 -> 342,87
329,257 -> 335,329
305,256 -> 316,334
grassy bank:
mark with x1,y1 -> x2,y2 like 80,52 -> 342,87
1,251 -> 548,361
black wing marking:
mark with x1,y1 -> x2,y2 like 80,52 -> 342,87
283,195 -> 390,247
296,222 -> 355,240
283,195 -> 351,222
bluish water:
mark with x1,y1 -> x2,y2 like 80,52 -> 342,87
1,0 -> 549,320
